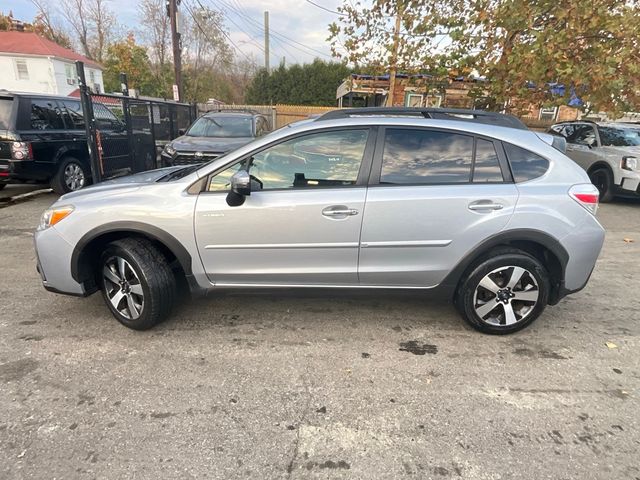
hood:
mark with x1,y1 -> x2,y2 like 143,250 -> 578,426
59,166 -> 184,201
169,135 -> 254,153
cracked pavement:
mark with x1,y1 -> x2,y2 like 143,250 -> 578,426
1,193 -> 639,479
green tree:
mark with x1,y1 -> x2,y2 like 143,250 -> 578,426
245,60 -> 352,106
102,33 -> 154,94
454,0 -> 640,115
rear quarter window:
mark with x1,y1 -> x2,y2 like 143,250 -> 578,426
503,143 -> 550,183
0,98 -> 13,129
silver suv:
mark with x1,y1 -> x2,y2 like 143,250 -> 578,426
549,121 -> 640,201
35,108 -> 605,334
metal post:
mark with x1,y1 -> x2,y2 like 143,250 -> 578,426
169,0 -> 183,101
264,11 -> 270,72
120,73 -> 139,172
76,61 -> 102,183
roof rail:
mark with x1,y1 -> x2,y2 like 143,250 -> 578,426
316,107 -> 528,130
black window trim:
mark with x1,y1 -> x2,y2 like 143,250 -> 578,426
198,125 -> 378,194
368,125 -> 513,187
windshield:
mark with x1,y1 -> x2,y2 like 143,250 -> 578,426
599,126 -> 640,147
186,116 -> 253,138
0,98 -> 14,130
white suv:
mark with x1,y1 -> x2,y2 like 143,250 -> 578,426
549,121 -> 640,201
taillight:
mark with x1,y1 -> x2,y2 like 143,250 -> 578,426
569,184 -> 599,215
10,141 -> 32,160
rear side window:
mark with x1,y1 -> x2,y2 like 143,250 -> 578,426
473,139 -> 503,182
503,143 -> 550,183
62,101 -> 85,129
30,99 -> 64,130
381,128 -> 473,184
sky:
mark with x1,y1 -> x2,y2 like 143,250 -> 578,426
5,0 -> 340,66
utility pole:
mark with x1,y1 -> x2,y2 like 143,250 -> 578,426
169,0 -> 183,101
264,10 -> 270,72
387,1 -> 403,107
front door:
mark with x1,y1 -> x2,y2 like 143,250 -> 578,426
194,128 -> 374,286
359,127 -> 519,287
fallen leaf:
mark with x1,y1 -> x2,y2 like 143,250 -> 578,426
623,238 -> 634,243
605,341 -> 618,349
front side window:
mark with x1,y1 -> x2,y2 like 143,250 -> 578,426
568,125 -> 597,146
93,103 -> 122,130
503,143 -> 550,183
207,129 -> 369,191
30,99 -> 64,130
381,128 -> 473,184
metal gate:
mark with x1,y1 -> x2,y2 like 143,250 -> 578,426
75,62 -> 196,183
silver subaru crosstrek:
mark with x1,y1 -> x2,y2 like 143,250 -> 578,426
34,108 -> 605,334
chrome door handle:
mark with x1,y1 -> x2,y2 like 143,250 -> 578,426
468,202 -> 504,211
322,206 -> 359,217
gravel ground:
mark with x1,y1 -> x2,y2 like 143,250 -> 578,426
0,193 -> 638,480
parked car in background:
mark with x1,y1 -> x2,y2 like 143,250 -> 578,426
35,107 -> 604,334
548,121 -> 640,201
0,91 -> 151,194
161,111 -> 270,166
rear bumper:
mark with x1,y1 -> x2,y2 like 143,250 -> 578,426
0,159 -> 55,183
34,226 -> 89,296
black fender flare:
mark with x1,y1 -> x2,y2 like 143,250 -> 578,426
70,221 -> 194,285
440,228 -> 569,294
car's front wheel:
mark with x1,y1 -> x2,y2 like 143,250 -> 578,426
100,238 -> 176,330
456,249 -> 550,334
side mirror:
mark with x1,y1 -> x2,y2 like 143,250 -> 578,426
178,128 -> 185,136
226,170 -> 251,206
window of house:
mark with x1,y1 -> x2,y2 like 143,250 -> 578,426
65,64 -> 76,85
380,128 -> 473,184
539,107 -> 558,122
30,99 -> 64,130
14,59 -> 29,81
503,143 -> 550,183
207,129 -> 369,191
405,93 -> 424,107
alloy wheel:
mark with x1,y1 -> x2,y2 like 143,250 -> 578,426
103,256 -> 144,320
473,266 -> 539,326
64,162 -> 85,191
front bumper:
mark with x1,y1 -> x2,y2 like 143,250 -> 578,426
34,226 -> 89,296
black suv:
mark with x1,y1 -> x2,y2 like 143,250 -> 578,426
161,111 -> 270,166
0,91 -> 142,194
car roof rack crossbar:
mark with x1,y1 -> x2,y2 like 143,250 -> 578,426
316,107 -> 528,130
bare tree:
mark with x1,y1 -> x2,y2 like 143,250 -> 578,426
138,0 -> 170,68
30,0 -> 73,48
57,0 -> 115,61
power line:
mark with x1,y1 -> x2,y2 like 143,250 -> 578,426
183,0 -> 256,64
305,0 -> 346,16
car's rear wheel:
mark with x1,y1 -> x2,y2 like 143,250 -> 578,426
589,167 -> 614,203
100,238 -> 176,330
456,250 -> 550,334
51,157 -> 90,194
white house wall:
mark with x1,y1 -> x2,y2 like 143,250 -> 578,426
52,59 -> 104,96
0,54 -> 57,94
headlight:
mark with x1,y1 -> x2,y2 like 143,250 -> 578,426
622,156 -> 638,171
38,205 -> 74,230
164,144 -> 176,156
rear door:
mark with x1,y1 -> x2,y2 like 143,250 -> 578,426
93,103 -> 130,174
359,127 -> 519,287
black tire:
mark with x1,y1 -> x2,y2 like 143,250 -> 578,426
100,238 -> 176,330
456,248 -> 550,334
0,183 -> 6,190
51,156 -> 90,194
588,167 -> 614,203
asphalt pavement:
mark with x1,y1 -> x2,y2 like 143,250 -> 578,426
0,193 -> 638,479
